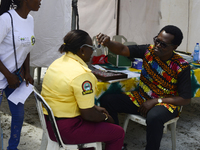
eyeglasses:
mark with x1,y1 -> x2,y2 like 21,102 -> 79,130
80,44 -> 97,51
153,36 -> 174,48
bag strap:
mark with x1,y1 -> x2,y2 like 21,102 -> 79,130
7,12 -> 18,70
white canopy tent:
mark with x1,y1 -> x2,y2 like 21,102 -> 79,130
79,0 -> 198,54
30,0 -> 199,68
30,0 -> 72,67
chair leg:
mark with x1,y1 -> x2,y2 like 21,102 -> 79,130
163,125 -> 168,133
123,115 -> 130,133
30,67 -> 36,79
96,142 -> 102,150
39,132 -> 48,150
46,139 -> 60,150
83,142 -> 102,150
37,67 -> 42,85
169,122 -> 177,150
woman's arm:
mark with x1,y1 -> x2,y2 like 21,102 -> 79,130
0,60 -> 20,88
23,53 -> 34,85
80,105 -> 114,123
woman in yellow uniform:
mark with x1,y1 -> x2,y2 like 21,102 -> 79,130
41,30 -> 125,150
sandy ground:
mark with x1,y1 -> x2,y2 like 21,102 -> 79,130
1,68 -> 200,150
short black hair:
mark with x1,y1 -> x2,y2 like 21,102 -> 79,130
159,25 -> 183,46
58,30 -> 89,54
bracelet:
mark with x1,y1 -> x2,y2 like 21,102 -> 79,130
103,113 -> 108,121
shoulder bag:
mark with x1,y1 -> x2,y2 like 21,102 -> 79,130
7,12 -> 24,83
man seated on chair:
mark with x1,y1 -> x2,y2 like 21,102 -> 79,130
96,25 -> 191,150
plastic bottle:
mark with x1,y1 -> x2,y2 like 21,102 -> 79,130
193,43 -> 199,63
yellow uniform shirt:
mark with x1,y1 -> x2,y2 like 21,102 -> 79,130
41,52 -> 97,118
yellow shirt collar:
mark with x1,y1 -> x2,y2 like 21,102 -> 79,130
65,52 -> 90,71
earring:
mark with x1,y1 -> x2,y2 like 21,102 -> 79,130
82,54 -> 84,56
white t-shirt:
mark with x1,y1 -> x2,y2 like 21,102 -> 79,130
0,9 -> 35,89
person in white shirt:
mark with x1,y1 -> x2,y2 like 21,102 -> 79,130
0,0 -> 41,149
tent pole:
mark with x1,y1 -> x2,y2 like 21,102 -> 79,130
116,0 -> 120,35
71,0 -> 78,30
186,0 -> 190,53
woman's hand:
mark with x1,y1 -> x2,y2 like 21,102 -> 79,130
80,106 -> 115,124
94,105 -> 108,114
106,114 -> 115,124
6,73 -> 20,89
96,33 -> 111,47
94,105 -> 115,123
24,72 -> 34,86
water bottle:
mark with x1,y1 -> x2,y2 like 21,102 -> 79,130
193,43 -> 199,63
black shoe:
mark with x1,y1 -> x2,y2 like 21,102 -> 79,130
121,143 -> 128,150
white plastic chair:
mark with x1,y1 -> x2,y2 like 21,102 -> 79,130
123,41 -> 137,46
112,35 -> 127,44
30,67 -> 45,85
123,107 -> 182,150
33,87 -> 102,150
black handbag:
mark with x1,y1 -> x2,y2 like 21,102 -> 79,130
7,12 -> 24,83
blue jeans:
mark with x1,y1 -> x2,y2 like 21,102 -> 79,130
0,86 -> 24,150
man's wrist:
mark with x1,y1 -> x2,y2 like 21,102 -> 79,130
158,98 -> 163,104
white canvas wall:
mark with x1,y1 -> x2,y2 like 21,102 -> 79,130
79,0 -> 162,46
79,0 -> 200,54
159,0 -> 189,52
79,0 -> 117,39
27,0 -> 200,67
159,0 -> 200,53
187,0 -> 200,53
30,0 -> 72,67
118,0 -> 161,45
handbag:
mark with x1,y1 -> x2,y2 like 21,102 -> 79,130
7,12 -> 24,83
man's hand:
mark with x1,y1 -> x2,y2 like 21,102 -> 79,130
138,99 -> 157,117
96,33 -> 111,47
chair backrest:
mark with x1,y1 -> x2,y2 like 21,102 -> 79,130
112,35 -> 127,44
33,87 -> 65,148
123,41 -> 137,46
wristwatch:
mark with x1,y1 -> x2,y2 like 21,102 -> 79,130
103,113 -> 108,121
158,98 -> 162,104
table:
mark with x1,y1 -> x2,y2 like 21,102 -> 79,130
95,66 -> 200,106
95,77 -> 140,105
191,68 -> 200,97
94,64 -> 141,105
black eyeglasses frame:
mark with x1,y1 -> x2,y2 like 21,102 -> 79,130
153,36 -> 174,48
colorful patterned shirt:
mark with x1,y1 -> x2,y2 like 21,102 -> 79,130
125,44 -> 191,113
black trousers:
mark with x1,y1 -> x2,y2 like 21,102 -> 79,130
100,93 -> 178,150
